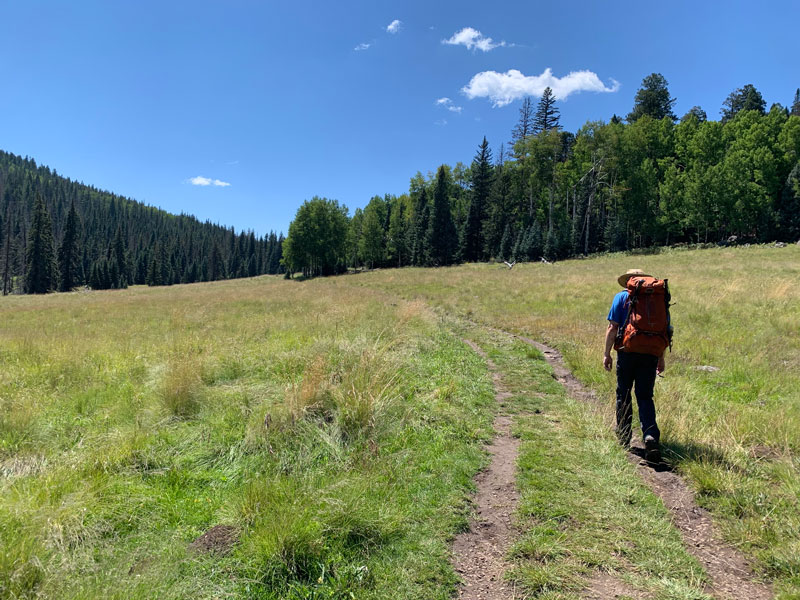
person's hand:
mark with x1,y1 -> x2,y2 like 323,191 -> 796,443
603,354 -> 613,371
657,355 -> 666,375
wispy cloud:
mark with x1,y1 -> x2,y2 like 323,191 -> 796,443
354,42 -> 371,51
188,176 -> 231,187
462,68 -> 620,107
434,119 -> 448,126
386,19 -> 402,34
442,27 -> 507,52
435,97 -> 463,113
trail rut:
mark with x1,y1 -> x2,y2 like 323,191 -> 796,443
452,339 -> 519,599
509,331 -> 773,600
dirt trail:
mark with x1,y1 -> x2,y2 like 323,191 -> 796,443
453,339 -> 519,599
508,332 -> 773,600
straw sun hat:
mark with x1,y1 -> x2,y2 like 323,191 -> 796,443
617,269 -> 651,287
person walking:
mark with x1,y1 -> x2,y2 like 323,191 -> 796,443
603,269 -> 671,463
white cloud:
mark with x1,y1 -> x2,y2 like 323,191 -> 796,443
461,68 -> 620,107
188,176 -> 231,187
435,97 -> 463,113
386,19 -> 401,34
434,119 -> 448,126
354,42 -> 371,51
442,27 -> 506,52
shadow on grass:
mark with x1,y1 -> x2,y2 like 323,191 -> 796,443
627,438 -> 741,475
659,438 -> 746,474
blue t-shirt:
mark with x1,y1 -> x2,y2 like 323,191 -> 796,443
607,290 -> 629,325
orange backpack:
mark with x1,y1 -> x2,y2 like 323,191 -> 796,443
614,276 -> 673,356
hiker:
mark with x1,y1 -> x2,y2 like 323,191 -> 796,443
603,269 -> 672,463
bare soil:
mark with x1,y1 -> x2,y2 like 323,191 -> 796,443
583,571 -> 645,600
188,524 -> 239,556
453,339 -> 519,599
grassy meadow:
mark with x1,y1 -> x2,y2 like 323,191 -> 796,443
1,243 -> 799,599
351,243 -> 800,597
0,278 -> 498,599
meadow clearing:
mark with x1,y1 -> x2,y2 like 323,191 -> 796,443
1,244 -> 798,599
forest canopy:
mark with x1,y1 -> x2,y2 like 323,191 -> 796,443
283,76 -> 800,276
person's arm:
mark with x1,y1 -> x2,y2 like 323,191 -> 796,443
657,352 -> 665,374
603,321 -> 618,371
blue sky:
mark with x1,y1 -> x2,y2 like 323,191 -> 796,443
1,1 -> 798,236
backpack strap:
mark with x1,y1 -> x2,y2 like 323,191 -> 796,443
664,278 -> 673,352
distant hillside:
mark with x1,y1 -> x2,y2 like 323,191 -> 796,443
0,150 -> 283,293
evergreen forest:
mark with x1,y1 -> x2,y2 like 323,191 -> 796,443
0,152 -> 285,294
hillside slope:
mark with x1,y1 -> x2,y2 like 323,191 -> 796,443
0,150 -> 283,293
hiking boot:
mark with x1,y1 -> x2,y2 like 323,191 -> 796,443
644,435 -> 661,464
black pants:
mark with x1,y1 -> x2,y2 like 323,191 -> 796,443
615,351 -> 659,444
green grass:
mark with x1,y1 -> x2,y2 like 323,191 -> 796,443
3,244 -> 799,598
0,279 -> 496,598
354,244 -> 800,598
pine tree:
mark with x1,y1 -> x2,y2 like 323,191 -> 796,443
528,221 -> 544,259
425,166 -> 458,266
57,200 -> 81,291
462,137 -> 494,262
496,142 -> 506,166
533,87 -> 561,133
483,165 -> 512,258
25,196 -> 58,294
112,226 -> 128,288
2,205 -> 13,295
721,84 -> 766,122
387,198 -> 408,267
208,242 -> 223,280
627,73 -> 677,122
266,233 -> 281,274
146,245 -> 161,286
410,188 -> 430,266
680,106 -> 707,123
510,97 -> 534,154
510,229 -> 524,262
158,242 -> 170,285
275,233 -> 285,273
109,258 -> 120,289
790,88 -> 800,117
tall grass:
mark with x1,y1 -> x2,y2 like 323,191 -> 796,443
0,277 -> 494,599
356,243 -> 800,598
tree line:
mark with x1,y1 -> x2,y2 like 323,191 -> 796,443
3,75 -> 799,292
0,151 -> 285,294
283,77 -> 800,277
